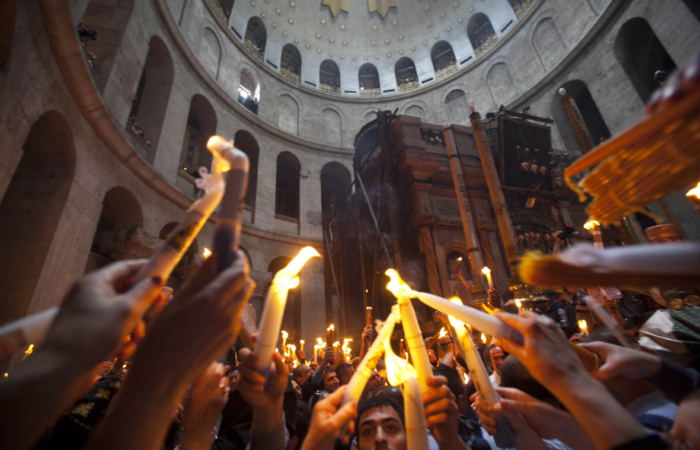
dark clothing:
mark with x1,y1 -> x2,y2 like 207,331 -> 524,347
547,301 -> 579,338
612,435 -> 671,450
648,357 -> 700,404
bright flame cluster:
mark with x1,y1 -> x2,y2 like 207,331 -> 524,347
686,182 -> 700,200
385,269 -> 413,301
583,220 -> 600,231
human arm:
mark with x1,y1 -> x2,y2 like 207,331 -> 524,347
472,393 -> 551,450
497,311 -> 647,450
0,260 -> 163,450
359,325 -> 373,359
311,347 -> 334,383
180,362 -> 230,450
300,386 -> 358,450
85,253 -> 254,450
423,376 -> 469,450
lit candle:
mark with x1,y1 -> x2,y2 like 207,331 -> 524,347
481,266 -> 494,290
481,333 -> 487,344
584,220 -> 604,250
515,299 -> 522,314
448,298 -> 518,448
299,340 -> 305,352
342,339 -> 353,358
386,270 -> 433,393
254,247 -> 320,382
385,338 -> 430,450
326,324 -> 335,347
366,306 -> 373,327
281,330 -> 288,351
578,320 -> 588,335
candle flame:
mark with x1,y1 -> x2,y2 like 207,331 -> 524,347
583,220 -> 600,231
288,277 -> 300,289
686,182 -> 700,200
456,257 -> 463,262
327,324 -> 335,332
515,299 -> 522,309
481,266 -> 491,275
385,269 -> 413,301
284,247 -> 321,277
481,333 -> 486,343
438,327 -> 448,338
202,247 -> 212,259
578,320 -> 588,332
24,344 -> 34,356
367,306 -> 372,311
3,373 -> 7,378
463,372 -> 470,384
447,297 -> 466,329
300,340 -> 305,344
281,330 -> 288,339
207,136 -> 221,148
342,338 -> 353,356
384,336 -> 416,386
293,360 -> 298,368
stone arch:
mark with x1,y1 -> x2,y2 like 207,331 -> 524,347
321,161 -> 352,227
178,94 -> 217,175
532,17 -> 567,72
359,63 -> 381,92
614,18 -> 677,103
445,89 -> 469,125
321,108 -> 343,146
486,62 -> 516,108
128,35 -> 174,163
91,187 -> 144,248
200,27 -> 222,80
0,0 -> 15,70
320,59 -> 341,94
431,41 -> 457,78
363,110 -> 379,123
468,13 -> 498,57
281,44 -> 302,83
244,16 -> 266,60
234,130 -> 259,218
403,103 -> 426,121
275,151 -> 301,220
0,111 -> 76,324
553,80 -> 612,152
395,57 -> 418,91
278,93 -> 299,135
79,0 -> 135,92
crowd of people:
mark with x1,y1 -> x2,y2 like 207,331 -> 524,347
0,243 -> 698,450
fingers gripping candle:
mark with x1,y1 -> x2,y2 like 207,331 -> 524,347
254,247 -> 320,382
386,270 -> 433,393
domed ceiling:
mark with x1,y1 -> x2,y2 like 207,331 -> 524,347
228,0 -> 535,95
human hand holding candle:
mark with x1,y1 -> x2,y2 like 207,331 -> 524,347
366,306 -> 372,327
253,247 -> 320,382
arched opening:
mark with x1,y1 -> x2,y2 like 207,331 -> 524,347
87,187 -> 144,273
159,223 -> 202,287
614,18 -> 677,103
320,59 -> 341,95
431,41 -> 457,80
179,94 -> 217,179
127,36 -> 174,162
238,68 -> 260,115
244,16 -> 266,61
446,89 -> 469,125
0,0 -> 16,70
212,0 -> 235,21
234,130 -> 259,221
468,13 -> 498,57
267,256 -> 300,345
359,63 -> 381,97
553,80 -> 612,152
200,28 -> 222,80
508,0 -> 535,18
275,152 -> 301,220
395,57 -> 418,93
280,44 -> 301,84
446,251 -> 471,282
78,0 -> 135,92
0,111 -> 76,325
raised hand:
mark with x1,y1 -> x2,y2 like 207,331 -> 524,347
424,376 -> 468,450
300,386 -> 357,450
237,348 -> 289,410
181,362 -> 230,450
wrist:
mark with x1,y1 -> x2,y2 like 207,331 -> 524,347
252,397 -> 283,435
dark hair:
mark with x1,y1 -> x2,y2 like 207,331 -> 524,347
356,396 -> 405,439
295,401 -> 312,444
373,386 -> 403,404
500,355 -> 561,407
482,344 -> 496,370
292,365 -> 307,381
336,363 -> 353,380
433,366 -> 465,402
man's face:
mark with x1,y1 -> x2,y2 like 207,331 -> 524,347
309,361 -> 318,371
367,371 -> 383,391
297,365 -> 312,384
323,371 -> 339,393
358,406 -> 406,450
490,347 -> 505,376
340,366 -> 355,385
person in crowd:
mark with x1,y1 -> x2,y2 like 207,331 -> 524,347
322,369 -> 340,394
485,345 -> 505,387
336,362 -> 355,386
542,290 -> 579,338
292,364 -> 313,399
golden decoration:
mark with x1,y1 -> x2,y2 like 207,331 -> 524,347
368,0 -> 397,18
322,0 -> 349,17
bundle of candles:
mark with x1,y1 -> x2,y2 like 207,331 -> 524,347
0,135 -> 249,358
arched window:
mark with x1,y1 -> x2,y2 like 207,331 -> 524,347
431,41 -> 457,80
446,89 -> 469,125
395,57 -> 419,93
446,251 -> 471,281
0,111 -> 76,324
179,95 -> 217,178
614,18 -> 677,103
234,130 -> 259,221
244,17 -> 266,61
359,63 -> 381,97
127,36 -> 174,162
238,68 -> 260,115
507,0 -> 535,18
275,152 -> 301,220
79,0 -> 135,92
213,0 -> 235,21
320,59 -> 341,95
553,80 -> 611,152
280,44 -> 301,84
468,13 -> 497,57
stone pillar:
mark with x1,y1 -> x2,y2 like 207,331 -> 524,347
558,88 -> 595,154
469,106 -> 519,280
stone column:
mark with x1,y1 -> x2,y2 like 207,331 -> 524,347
558,88 -> 595,154
468,106 -> 519,280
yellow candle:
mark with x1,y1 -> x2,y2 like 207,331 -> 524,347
482,266 -> 494,290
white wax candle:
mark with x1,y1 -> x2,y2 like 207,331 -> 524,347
404,372 -> 430,450
481,266 -> 494,290
254,247 -> 320,382
398,299 -> 433,393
